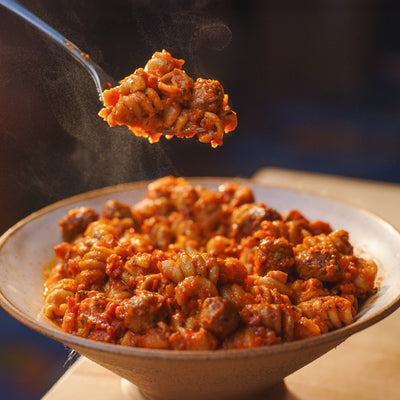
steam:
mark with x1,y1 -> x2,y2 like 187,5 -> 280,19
3,0 -> 233,203
37,41 -> 177,196
193,22 -> 232,52
135,0 -> 232,76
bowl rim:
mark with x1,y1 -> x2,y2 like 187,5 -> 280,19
1,177 -> 400,360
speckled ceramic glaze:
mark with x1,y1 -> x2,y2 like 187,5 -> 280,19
1,179 -> 400,400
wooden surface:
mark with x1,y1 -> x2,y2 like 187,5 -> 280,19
43,168 -> 400,400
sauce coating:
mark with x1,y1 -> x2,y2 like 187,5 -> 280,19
43,177 -> 377,350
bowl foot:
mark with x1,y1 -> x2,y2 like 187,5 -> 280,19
120,379 -> 150,400
120,378 -> 290,400
252,380 -> 290,399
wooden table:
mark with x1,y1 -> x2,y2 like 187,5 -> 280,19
43,168 -> 400,400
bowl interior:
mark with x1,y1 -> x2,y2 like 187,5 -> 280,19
1,178 -> 400,354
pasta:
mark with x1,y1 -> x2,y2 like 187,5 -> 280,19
98,50 -> 237,147
43,177 -> 378,350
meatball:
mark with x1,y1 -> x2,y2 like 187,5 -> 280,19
101,200 -> 133,220
254,236 -> 295,275
199,297 -> 240,339
189,78 -> 224,114
230,203 -> 281,240
116,290 -> 166,334
294,233 -> 346,282
59,206 -> 99,242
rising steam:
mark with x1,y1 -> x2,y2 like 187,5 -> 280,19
4,0 -> 233,203
135,0 -> 232,76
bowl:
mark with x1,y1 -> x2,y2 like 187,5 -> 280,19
1,178 -> 400,400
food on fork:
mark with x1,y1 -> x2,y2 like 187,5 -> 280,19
98,50 -> 237,147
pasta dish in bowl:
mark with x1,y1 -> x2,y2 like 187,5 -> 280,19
0,177 -> 399,400
43,176 -> 377,350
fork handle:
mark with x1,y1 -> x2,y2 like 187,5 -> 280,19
0,0 -> 105,99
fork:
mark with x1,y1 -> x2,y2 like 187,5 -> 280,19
0,0 -> 117,102
0,0 -> 210,137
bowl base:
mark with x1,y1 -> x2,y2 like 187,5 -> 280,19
120,378 -> 288,400
120,378 -> 149,400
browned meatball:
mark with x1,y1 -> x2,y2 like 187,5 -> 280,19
230,203 -> 281,240
116,290 -> 166,334
101,200 -> 133,220
59,206 -> 99,242
294,234 -> 346,282
199,297 -> 240,339
189,78 -> 224,114
254,236 -> 295,275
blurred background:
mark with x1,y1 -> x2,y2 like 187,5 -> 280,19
1,0 -> 399,398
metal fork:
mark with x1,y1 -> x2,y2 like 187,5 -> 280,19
0,0 -> 117,103
0,0 -> 209,137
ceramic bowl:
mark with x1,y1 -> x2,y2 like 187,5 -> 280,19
1,178 -> 400,400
